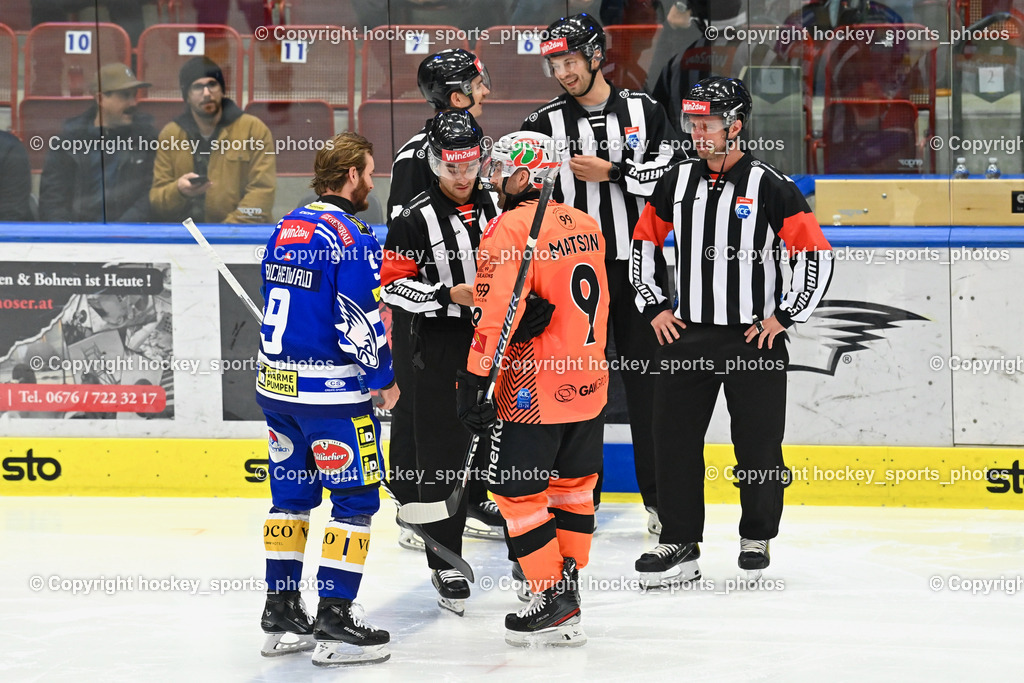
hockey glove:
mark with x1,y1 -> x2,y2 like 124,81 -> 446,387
456,369 -> 497,436
510,295 -> 556,344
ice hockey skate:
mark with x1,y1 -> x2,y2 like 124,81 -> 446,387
635,543 -> 701,590
396,513 -> 425,551
510,561 -> 531,603
311,598 -> 390,666
431,568 -> 471,616
645,506 -> 662,535
739,538 -> 770,580
260,590 -> 316,657
463,499 -> 505,539
505,558 -> 586,648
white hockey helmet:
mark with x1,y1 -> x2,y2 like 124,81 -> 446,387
487,131 -> 561,189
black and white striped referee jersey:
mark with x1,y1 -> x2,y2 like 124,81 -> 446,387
381,180 -> 500,320
385,121 -> 434,226
630,154 -> 834,327
521,84 -> 684,261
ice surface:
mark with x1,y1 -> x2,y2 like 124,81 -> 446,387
2,497 -> 1022,682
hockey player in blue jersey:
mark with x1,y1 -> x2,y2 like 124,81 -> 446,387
256,132 -> 399,667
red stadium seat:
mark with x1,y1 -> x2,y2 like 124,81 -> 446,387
249,26 -> 355,116
603,25 -> 661,92
356,100 -> 435,175
474,26 -> 562,100
24,23 -> 132,98
0,24 -> 15,132
361,25 -> 468,101
244,100 -> 334,175
18,97 -> 94,171
137,24 -> 244,103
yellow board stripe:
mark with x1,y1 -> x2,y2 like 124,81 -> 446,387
1,439 -> 1022,509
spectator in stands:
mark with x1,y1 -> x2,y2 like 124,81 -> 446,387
0,131 -> 33,222
39,63 -> 158,223
150,57 -> 275,224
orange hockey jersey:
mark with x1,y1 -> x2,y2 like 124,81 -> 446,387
466,199 -> 609,424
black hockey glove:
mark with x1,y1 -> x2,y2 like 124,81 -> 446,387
510,295 -> 556,344
456,369 -> 497,436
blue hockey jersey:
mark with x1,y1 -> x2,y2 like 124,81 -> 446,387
256,197 -> 395,418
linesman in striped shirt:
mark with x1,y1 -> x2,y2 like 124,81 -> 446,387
523,12 -> 683,533
629,76 -> 834,586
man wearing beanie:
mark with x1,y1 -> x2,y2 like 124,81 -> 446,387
150,56 -> 275,223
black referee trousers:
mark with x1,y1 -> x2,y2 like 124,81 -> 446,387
653,323 -> 789,544
601,260 -> 659,508
412,317 -> 483,570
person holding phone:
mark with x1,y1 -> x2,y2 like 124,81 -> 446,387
150,57 -> 275,223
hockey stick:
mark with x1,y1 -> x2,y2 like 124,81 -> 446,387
182,218 -> 263,322
398,165 -> 560,525
182,217 -> 474,579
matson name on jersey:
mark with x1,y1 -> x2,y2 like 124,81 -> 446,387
548,233 -> 600,259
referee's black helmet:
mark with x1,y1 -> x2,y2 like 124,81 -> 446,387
685,76 -> 753,126
417,49 -> 490,111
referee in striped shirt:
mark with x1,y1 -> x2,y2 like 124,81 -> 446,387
630,76 -> 834,582
522,13 -> 683,531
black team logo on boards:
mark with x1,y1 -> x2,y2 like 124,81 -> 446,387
245,458 -> 270,483
986,461 -> 1024,494
2,449 -> 61,481
787,300 -> 929,376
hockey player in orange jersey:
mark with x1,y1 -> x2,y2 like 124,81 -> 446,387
457,131 -> 609,647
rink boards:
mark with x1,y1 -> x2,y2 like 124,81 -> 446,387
1,223 -> 1023,508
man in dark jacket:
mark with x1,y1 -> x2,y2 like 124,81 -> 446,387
0,131 -> 33,222
39,63 -> 157,223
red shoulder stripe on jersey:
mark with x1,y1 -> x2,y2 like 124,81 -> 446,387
632,202 -> 673,247
380,249 -> 419,286
778,211 -> 832,256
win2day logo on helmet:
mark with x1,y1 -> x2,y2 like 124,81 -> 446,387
681,99 -> 711,114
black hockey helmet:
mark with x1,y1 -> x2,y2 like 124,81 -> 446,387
426,109 -> 489,179
683,76 -> 753,128
540,12 -> 606,64
417,48 -> 491,111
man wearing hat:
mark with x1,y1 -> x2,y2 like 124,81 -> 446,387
39,63 -> 158,223
150,56 -> 275,224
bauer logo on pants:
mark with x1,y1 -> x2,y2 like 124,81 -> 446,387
312,439 -> 354,472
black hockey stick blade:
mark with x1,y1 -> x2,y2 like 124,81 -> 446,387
382,480 -> 474,581
397,165 -> 560,526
